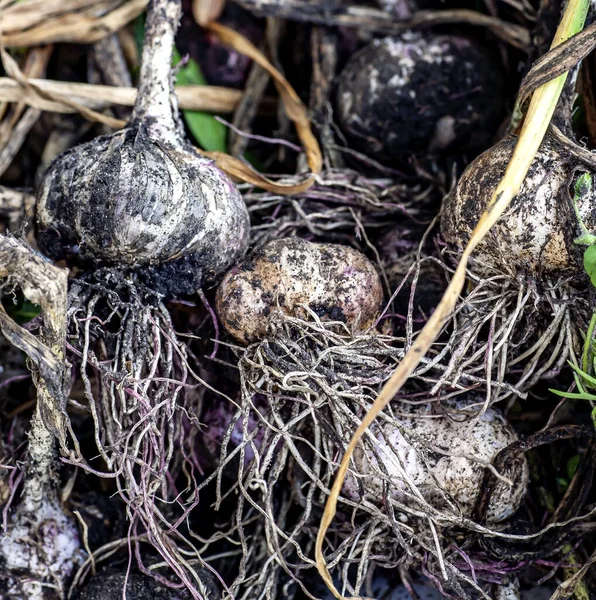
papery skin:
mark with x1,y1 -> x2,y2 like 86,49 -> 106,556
37,126 -> 249,293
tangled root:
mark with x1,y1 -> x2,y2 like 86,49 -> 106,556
201,312 -> 543,600
64,270 -> 219,598
432,249 -> 592,405
242,168 -> 432,250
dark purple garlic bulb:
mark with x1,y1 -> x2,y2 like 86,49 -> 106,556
336,33 -> 501,160
36,0 -> 249,296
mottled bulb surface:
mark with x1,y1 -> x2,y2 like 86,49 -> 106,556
342,402 -> 527,523
441,135 -> 596,275
336,33 -> 500,159
36,0 -> 250,296
216,237 -> 384,344
37,126 -> 249,294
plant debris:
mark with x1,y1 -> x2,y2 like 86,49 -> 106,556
2,0 -> 596,599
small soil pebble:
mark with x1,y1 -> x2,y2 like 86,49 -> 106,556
336,32 -> 501,159
215,237 -> 384,344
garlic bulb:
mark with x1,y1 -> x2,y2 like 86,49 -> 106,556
215,237 -> 384,344
342,402 -> 527,523
336,33 -> 500,159
442,135 -> 596,275
36,0 -> 249,295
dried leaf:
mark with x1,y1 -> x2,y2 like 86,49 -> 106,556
204,21 -> 323,192
0,235 -> 69,450
549,123 -> 596,170
0,44 -> 125,129
550,551 -> 596,600
0,45 -> 52,150
0,46 -> 53,176
518,21 -> 596,106
0,77 -> 265,114
234,0 -> 529,49
199,150 -> 320,193
192,0 -> 226,26
0,0 -> 118,34
1,0 -> 147,47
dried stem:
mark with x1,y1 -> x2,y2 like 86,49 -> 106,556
0,235 -> 78,597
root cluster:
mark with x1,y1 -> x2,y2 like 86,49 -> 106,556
432,249 -> 592,404
64,271 -> 217,597
202,312 -> 559,599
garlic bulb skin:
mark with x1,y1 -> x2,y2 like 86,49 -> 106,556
36,128 -> 249,286
0,497 -> 81,599
36,0 -> 250,295
342,403 -> 527,524
441,135 -> 596,275
215,237 -> 384,344
336,33 -> 500,159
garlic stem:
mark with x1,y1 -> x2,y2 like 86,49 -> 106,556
132,0 -> 181,143
20,405 -> 56,513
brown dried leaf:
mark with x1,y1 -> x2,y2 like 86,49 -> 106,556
203,21 -> 323,192
0,77 -> 264,114
0,44 -> 125,129
192,0 -> 226,26
0,235 -> 69,450
549,124 -> 596,169
518,21 -> 596,106
234,0 -> 529,49
0,0 -> 118,34
199,150 -> 319,193
0,46 -> 52,176
1,0 -> 147,47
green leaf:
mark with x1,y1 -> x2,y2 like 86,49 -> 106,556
583,244 -> 596,287
243,150 -> 265,172
568,360 -> 596,389
133,14 -> 145,57
567,454 -> 580,480
3,298 -> 40,325
575,172 -> 592,197
575,233 -> 596,246
549,388 -> 596,401
172,49 -> 227,153
556,477 -> 569,491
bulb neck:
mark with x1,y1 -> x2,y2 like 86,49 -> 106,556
132,0 -> 182,144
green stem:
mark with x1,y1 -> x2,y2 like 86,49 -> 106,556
562,543 -> 591,600
581,310 -> 596,374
